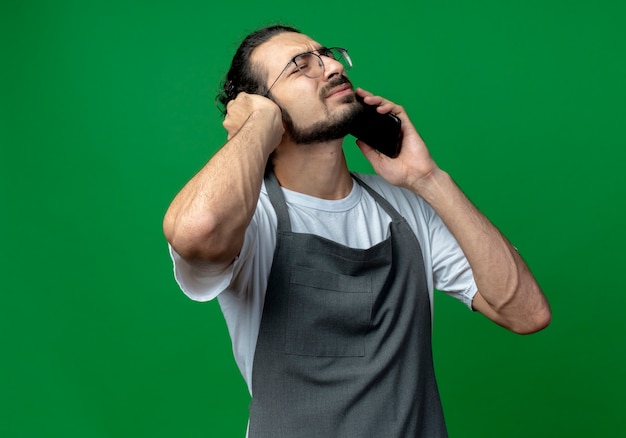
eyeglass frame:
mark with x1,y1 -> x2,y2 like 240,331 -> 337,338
264,47 -> 352,96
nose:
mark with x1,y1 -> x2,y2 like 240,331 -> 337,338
322,55 -> 345,81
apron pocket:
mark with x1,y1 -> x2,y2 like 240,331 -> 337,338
285,266 -> 372,357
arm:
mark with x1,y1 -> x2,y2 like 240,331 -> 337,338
163,93 -> 284,268
355,88 -> 551,334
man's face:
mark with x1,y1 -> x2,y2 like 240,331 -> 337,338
252,32 -> 361,144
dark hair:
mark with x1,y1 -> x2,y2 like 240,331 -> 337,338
216,25 -> 301,116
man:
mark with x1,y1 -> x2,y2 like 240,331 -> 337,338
163,25 -> 551,437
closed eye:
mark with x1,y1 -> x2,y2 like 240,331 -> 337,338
288,63 -> 305,75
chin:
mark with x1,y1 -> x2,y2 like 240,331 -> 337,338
282,97 -> 362,144
339,93 -> 357,105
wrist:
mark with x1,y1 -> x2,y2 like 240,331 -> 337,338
406,166 -> 448,200
246,110 -> 284,151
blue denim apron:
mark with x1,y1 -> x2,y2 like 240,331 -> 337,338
248,172 -> 447,437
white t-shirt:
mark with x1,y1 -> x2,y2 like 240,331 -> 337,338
169,173 -> 478,394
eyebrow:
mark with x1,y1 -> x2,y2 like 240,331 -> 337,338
285,45 -> 327,66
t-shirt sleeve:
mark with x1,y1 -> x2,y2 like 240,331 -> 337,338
168,245 -> 234,302
168,215 -> 261,302
427,205 -> 478,309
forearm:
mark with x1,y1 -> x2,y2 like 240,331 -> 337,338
354,89 -> 550,333
412,168 -> 551,333
164,112 -> 277,266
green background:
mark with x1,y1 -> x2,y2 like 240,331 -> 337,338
2,0 -> 625,436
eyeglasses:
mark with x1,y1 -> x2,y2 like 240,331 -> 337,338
265,47 -> 352,96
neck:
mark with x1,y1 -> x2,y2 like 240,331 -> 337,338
271,138 -> 353,200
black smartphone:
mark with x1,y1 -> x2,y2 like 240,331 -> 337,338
348,95 -> 402,158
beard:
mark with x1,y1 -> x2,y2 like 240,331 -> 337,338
277,77 -> 363,145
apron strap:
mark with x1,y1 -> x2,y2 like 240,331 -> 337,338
264,171 -> 292,232
266,171 -> 408,232
351,173 -> 405,223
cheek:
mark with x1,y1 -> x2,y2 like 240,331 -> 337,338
284,95 -> 327,123
292,104 -> 328,128
273,78 -> 329,121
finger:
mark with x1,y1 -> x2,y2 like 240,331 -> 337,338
378,102 -> 399,115
355,87 -> 373,98
355,90 -> 400,115
356,88 -> 392,110
356,139 -> 385,164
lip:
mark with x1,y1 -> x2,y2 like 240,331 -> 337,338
325,83 -> 352,99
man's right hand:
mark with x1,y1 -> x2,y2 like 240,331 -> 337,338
164,92 -> 285,266
223,92 -> 284,148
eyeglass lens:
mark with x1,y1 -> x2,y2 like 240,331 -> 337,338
293,48 -> 352,78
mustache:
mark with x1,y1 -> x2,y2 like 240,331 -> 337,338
320,75 -> 353,98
